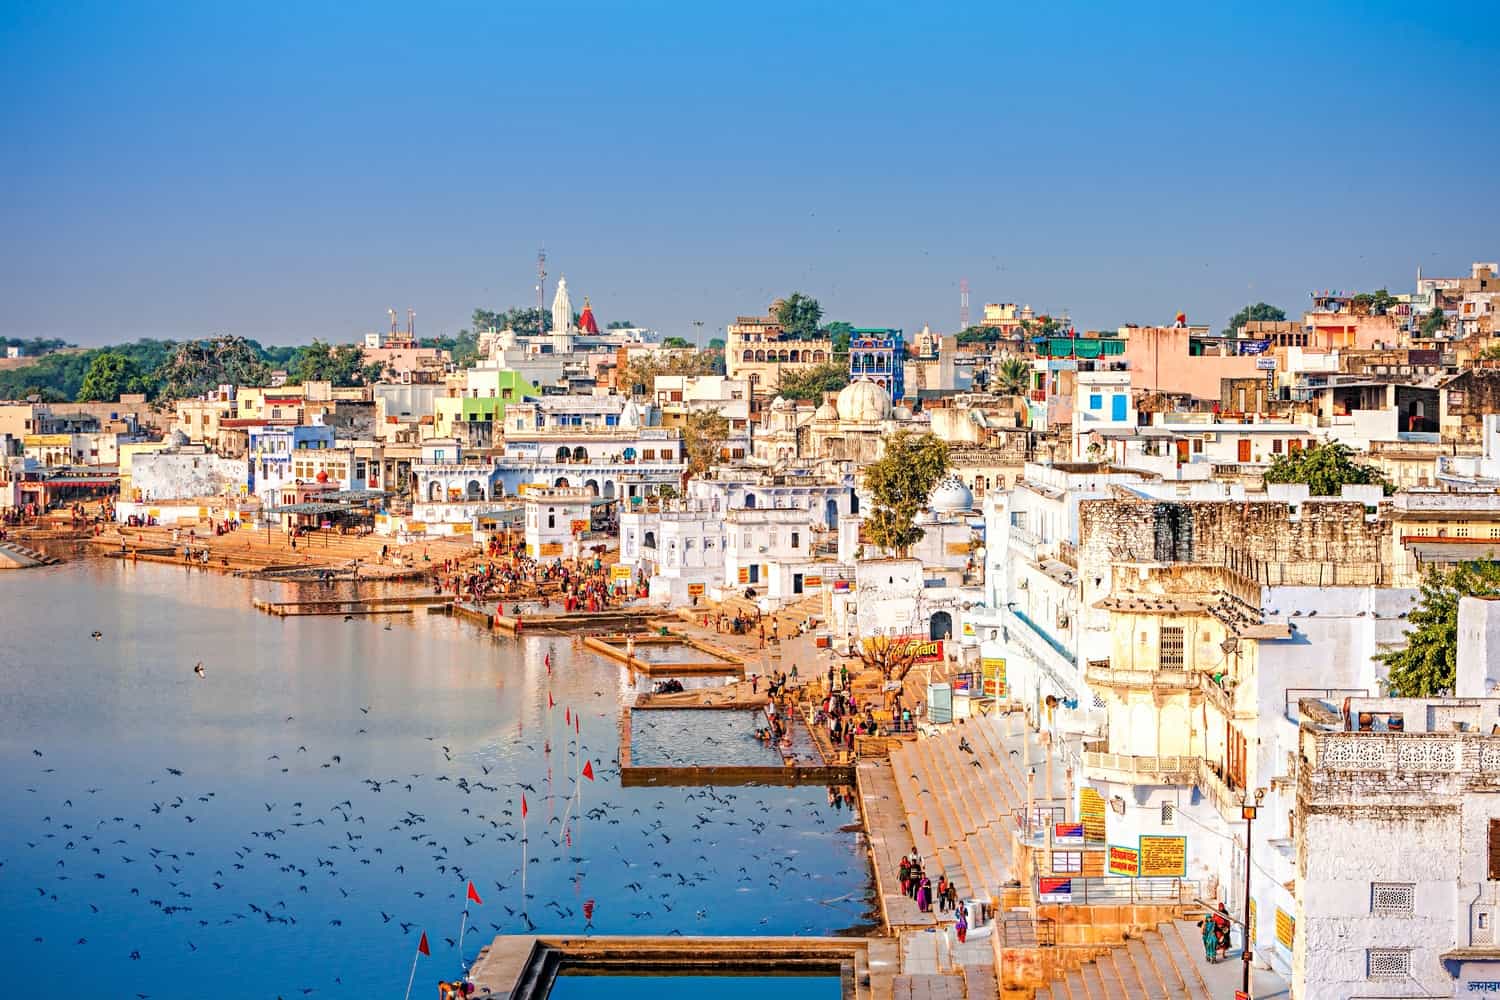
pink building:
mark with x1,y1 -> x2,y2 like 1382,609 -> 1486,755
1123,325 -> 1262,401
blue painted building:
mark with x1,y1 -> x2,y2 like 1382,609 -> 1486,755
248,423 -> 335,490
848,328 -> 904,401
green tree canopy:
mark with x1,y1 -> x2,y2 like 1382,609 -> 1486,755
153,335 -> 271,402
994,356 -> 1031,394
707,337 -> 726,351
287,340 -> 385,387
774,292 -> 824,339
1420,307 -> 1447,338
1381,561 -> 1500,696
775,361 -> 849,402
77,351 -> 151,402
1351,289 -> 1397,316
607,320 -> 635,330
0,337 -> 72,356
618,350 -> 717,396
861,431 -> 951,556
1224,302 -> 1287,336
1262,441 -> 1390,495
662,336 -> 692,349
957,325 -> 1002,345
419,330 -> 481,368
681,408 -> 730,482
822,320 -> 854,353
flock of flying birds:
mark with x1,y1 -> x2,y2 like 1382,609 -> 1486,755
8,629 -> 868,998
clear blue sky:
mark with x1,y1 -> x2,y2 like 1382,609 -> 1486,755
3,1 -> 1496,346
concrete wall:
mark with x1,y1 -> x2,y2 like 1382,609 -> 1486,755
129,450 -> 246,501
1458,596 -> 1500,698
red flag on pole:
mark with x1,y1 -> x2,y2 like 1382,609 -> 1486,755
565,707 -> 570,725
521,795 -> 528,819
467,881 -> 483,905
575,713 -> 580,735
417,932 -> 430,956
582,760 -> 595,781
548,691 -> 554,709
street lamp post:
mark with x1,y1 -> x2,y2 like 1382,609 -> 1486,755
1241,787 -> 1265,998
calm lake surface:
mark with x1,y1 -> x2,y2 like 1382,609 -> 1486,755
0,559 -> 871,998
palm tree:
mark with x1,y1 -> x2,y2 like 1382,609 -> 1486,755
995,356 -> 1031,395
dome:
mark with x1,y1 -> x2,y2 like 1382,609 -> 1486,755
929,475 -> 974,513
619,400 -> 641,429
835,379 -> 893,423
771,395 -> 794,411
814,400 -> 839,422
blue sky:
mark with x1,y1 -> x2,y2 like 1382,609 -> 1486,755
2,1 -> 1496,346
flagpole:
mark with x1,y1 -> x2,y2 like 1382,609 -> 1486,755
403,950 -> 420,1000
456,907 -> 470,971
521,803 -> 528,925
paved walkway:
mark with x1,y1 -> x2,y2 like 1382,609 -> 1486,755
857,758 -> 934,929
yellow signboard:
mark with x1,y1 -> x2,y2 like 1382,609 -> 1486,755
1275,907 -> 1295,950
980,657 -> 1007,698
611,564 -> 632,580
687,583 -> 705,597
450,523 -> 471,535
738,567 -> 749,584
570,519 -> 588,533
962,621 -> 975,637
1248,898 -> 1257,947
945,541 -> 970,556
1080,787 -> 1106,843
538,542 -> 563,557
1137,835 -> 1187,878
1106,844 -> 1140,878
804,575 -> 823,588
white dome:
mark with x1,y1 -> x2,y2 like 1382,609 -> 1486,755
929,475 -> 974,513
814,400 -> 839,422
771,395 -> 794,411
836,379 -> 893,423
619,400 -> 641,428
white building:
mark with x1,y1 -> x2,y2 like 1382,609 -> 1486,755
523,487 -> 596,561
619,502 -> 726,606
1294,695 -> 1500,999
126,442 -> 247,503
1071,367 -> 1135,460
721,505 -> 836,606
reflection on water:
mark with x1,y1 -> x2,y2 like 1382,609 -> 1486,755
629,709 -> 819,766
0,560 -> 869,998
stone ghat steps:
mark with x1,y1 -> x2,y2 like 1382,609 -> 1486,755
888,718 -> 1029,903
1035,922 -> 1214,999
0,539 -> 60,567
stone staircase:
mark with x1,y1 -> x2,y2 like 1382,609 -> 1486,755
887,717 -> 1033,904
0,539 -> 60,569
1033,921 -> 1215,999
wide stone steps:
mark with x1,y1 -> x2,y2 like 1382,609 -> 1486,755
1036,922 -> 1214,999
0,539 -> 59,568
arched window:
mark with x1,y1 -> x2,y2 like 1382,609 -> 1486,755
744,493 -> 756,508
813,351 -> 826,362
572,446 -> 587,462
547,511 -> 556,528
743,350 -> 754,361
555,446 -> 570,463
790,350 -> 801,362
754,350 -> 766,362
644,531 -> 657,549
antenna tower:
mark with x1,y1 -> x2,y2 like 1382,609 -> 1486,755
959,278 -> 970,330
536,248 -> 548,328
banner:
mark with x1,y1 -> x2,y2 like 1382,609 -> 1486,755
832,579 -> 851,593
687,583 -> 705,597
538,542 -> 563,557
738,567 -> 749,584
1053,822 -> 1084,846
570,519 -> 588,533
890,635 -> 944,663
804,575 -> 823,588
1138,835 -> 1187,878
611,564 -> 632,580
1107,845 -> 1140,878
1080,787 -> 1106,843
1037,877 -> 1072,902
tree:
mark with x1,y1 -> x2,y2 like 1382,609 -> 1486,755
77,351 -> 150,401
1223,302 -> 1287,336
662,336 -> 692,349
855,635 -> 919,684
152,335 -> 271,402
957,325 -> 1001,346
618,351 -> 717,396
288,340 -> 385,387
994,356 -> 1031,395
822,320 -> 854,353
607,320 -> 636,330
1420,307 -> 1447,338
774,292 -> 823,339
861,432 -> 951,556
0,350 -> 96,401
775,361 -> 849,402
681,408 -> 730,482
0,337 -> 72,356
1381,561 -> 1500,696
472,307 -> 551,337
707,337 -> 726,351
419,330 -> 481,368
1262,441 -> 1390,495
1351,289 -> 1396,317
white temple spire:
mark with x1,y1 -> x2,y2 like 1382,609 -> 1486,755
551,276 -> 573,336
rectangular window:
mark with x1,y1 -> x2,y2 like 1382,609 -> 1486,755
1052,851 -> 1082,874
791,532 -> 800,549
1089,394 -> 1102,410
1272,439 -> 1283,454
1371,883 -> 1414,915
1366,949 -> 1411,979
1160,626 -> 1185,670
1489,819 -> 1500,880
1111,394 -> 1127,420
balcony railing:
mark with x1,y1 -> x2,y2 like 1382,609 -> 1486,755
1084,661 -> 1197,691
1084,750 -> 1200,786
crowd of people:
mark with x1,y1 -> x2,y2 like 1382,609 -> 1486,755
896,850 -> 964,935
435,544 -> 626,612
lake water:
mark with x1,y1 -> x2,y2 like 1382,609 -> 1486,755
0,559 -> 871,998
